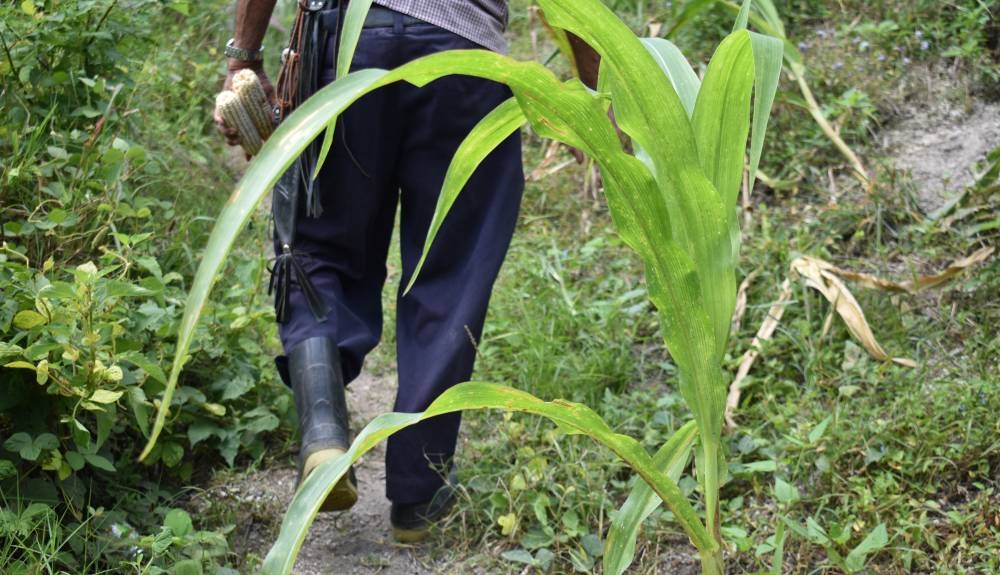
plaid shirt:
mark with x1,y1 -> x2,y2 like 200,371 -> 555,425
374,0 -> 509,53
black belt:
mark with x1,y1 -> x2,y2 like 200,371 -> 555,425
319,4 -> 424,30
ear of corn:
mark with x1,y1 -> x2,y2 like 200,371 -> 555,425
215,70 -> 275,156
216,90 -> 263,155
232,69 -> 275,140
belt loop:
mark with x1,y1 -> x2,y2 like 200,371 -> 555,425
393,10 -> 403,34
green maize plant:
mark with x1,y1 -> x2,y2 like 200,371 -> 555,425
139,0 -> 781,572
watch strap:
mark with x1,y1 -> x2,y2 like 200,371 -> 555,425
225,39 -> 264,62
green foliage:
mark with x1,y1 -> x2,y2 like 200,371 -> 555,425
158,0 -> 781,572
480,228 -> 655,406
0,498 -> 238,574
1,0 -> 291,570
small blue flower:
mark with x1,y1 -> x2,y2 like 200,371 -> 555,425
817,29 -> 828,38
902,56 -> 911,65
798,42 -> 809,52
915,30 -> 923,40
920,40 -> 930,51
832,61 -> 844,70
859,40 -> 870,52
877,53 -> 886,62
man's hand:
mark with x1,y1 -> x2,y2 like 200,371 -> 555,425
214,63 -> 277,148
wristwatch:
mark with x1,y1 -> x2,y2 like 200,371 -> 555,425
225,39 -> 264,62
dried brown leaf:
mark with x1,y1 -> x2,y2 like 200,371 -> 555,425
790,256 -> 917,368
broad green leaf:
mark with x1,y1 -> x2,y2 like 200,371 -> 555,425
260,383 -> 715,574
808,415 -> 833,444
13,310 -> 47,330
4,432 -> 32,453
118,351 -> 167,384
844,524 -> 888,572
164,508 -> 193,537
640,38 -> 701,119
4,361 -> 36,371
690,30 -> 752,361
89,389 -> 124,404
406,97 -> 526,292
540,0 -> 725,412
83,453 -> 116,472
692,31 -> 753,223
774,476 -> 800,504
103,281 -> 153,298
604,421 -> 698,575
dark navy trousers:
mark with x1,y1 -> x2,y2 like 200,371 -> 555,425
275,10 -> 523,505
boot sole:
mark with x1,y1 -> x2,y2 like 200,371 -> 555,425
391,526 -> 430,543
300,447 -> 358,512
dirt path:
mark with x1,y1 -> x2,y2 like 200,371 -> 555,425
213,371 -> 449,574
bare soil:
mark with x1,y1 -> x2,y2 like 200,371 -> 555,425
881,99 -> 1000,213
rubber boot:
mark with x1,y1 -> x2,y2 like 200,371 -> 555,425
285,337 -> 357,512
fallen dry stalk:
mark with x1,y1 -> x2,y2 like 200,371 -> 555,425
730,269 -> 760,336
725,278 -> 792,429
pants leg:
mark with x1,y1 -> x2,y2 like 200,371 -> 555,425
384,25 -> 524,504
272,13 -> 523,505
275,25 -> 402,381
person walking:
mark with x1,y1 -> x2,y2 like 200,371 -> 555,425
214,0 -> 523,542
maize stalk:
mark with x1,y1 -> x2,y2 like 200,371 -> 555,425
232,68 -> 275,140
216,90 -> 263,155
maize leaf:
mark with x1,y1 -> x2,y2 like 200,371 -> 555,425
406,97 -> 526,292
603,420 -> 698,575
260,383 -> 715,575
640,37 -> 701,119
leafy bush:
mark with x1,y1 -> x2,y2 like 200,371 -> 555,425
1,0 -> 291,570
